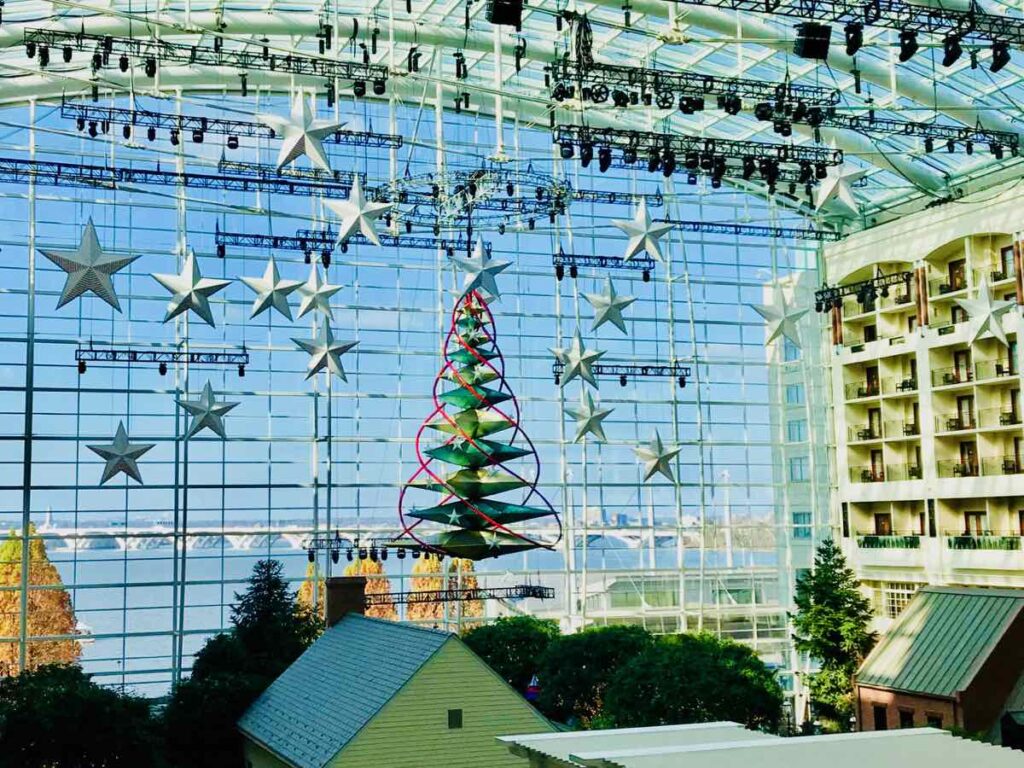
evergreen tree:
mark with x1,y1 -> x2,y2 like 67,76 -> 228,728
0,525 -> 79,674
462,615 -> 560,694
791,539 -> 876,729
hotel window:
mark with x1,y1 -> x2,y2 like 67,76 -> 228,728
788,456 -> 809,482
884,583 -> 920,619
786,419 -> 807,443
793,511 -> 812,540
783,337 -> 800,361
785,384 -> 804,404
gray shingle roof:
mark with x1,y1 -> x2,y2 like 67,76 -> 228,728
238,614 -> 451,768
857,586 -> 1024,697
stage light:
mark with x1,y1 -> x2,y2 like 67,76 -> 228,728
656,91 -> 675,109
591,83 -> 609,103
992,40 -> 1010,73
947,139 -> 956,153
26,41 -> 36,59
62,45 -> 72,63
992,143 -> 1004,159
806,106 -> 825,127
552,82 -> 566,101
687,173 -> 697,185
815,162 -> 828,179
611,89 -> 629,108
144,57 -> 156,77
76,117 -> 85,131
924,136 -> 934,153
87,121 -> 98,138
754,102 -> 774,121
170,129 -> 180,146
845,22 -> 863,56
647,147 -> 661,173
942,34 -> 962,67
598,146 -> 612,172
353,79 -> 366,97
798,160 -> 812,184
898,29 -> 918,62
718,93 -> 742,115
227,135 -> 239,150
684,151 -> 700,170
623,146 -> 638,164
661,150 -> 676,177
559,142 -> 574,159
373,78 -> 387,95
158,362 -> 167,376
119,54 -> 129,72
580,142 -> 594,167
792,101 -> 808,122
38,46 -> 49,67
78,360 -> 86,375
965,140 -> 974,155
742,156 -> 756,180
122,124 -> 131,139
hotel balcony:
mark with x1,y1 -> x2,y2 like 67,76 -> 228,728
884,463 -> 922,481
945,531 -> 1022,551
990,262 -> 1017,284
935,413 -> 978,433
849,424 -> 882,442
943,531 -> 1024,570
981,456 -> 1024,476
850,466 -> 886,483
845,379 -> 887,400
932,366 -> 973,388
884,420 -> 919,439
856,531 -> 922,549
978,407 -> 1022,429
928,276 -> 969,297
891,376 -> 918,394
936,460 -> 980,478
975,359 -> 1017,382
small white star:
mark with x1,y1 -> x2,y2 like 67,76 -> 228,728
752,288 -> 809,347
293,322 -> 358,381
551,329 -> 605,389
256,92 -> 345,173
449,239 -> 511,299
815,164 -> 867,219
583,277 -> 636,334
564,389 -> 614,443
177,382 -> 239,440
240,256 -> 303,320
152,250 -> 232,328
87,421 -> 155,485
612,199 -> 674,263
635,430 -> 682,483
955,274 -> 1017,346
323,175 -> 393,247
295,264 -> 342,320
40,219 -> 139,312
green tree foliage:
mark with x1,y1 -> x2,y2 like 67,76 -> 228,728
601,633 -> 784,731
536,625 -> 655,726
462,616 -> 560,693
163,559 -> 322,768
0,664 -> 161,767
791,539 -> 876,728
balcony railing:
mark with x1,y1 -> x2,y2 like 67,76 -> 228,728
945,531 -> 1022,551
844,379 -> 887,400
936,460 -> 980,478
929,277 -> 969,296
849,424 -> 882,441
850,466 -> 885,483
892,376 -> 918,394
856,532 -> 922,549
884,420 -> 919,438
885,463 -> 922,481
981,456 -> 1024,475
935,413 -> 977,432
990,263 -> 1017,283
932,367 -> 973,387
978,407 -> 1022,428
975,360 -> 1017,381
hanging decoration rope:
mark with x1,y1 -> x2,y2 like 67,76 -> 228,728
394,290 -> 561,560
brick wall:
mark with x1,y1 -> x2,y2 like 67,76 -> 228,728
856,685 -> 958,731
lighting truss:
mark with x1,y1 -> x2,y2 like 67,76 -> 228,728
368,585 -> 555,607
664,0 -> 1024,48
214,225 -> 482,259
549,58 -> 840,109
0,157 -> 357,196
24,29 -> 390,88
814,270 -> 913,312
572,189 -> 665,207
657,217 -> 842,241
552,359 -> 691,387
60,98 -> 403,148
552,249 -> 655,281
75,345 -> 249,368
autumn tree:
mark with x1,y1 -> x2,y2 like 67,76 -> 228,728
0,525 -> 79,674
297,562 -> 325,621
406,553 -> 482,623
343,557 -> 397,621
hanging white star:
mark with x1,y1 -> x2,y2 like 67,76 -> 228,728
152,250 -> 231,327
564,389 -> 614,443
40,218 -> 139,312
177,382 -> 239,440
323,176 -> 393,247
612,198 -> 674,263
295,264 -> 342,320
86,421 -> 155,485
550,329 -> 605,389
449,239 -> 511,299
635,430 -> 682,483
256,92 -> 345,173
239,256 -> 303,320
752,288 -> 810,348
955,274 -> 1017,346
293,322 -> 359,381
815,165 -> 867,218
583,277 -> 636,334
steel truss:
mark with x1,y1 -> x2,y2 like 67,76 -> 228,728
60,98 -> 404,148
75,346 -> 250,367
552,359 -> 691,387
367,585 -> 555,606
24,29 -> 391,85
656,217 -> 842,241
665,0 -> 1024,46
552,249 -> 655,281
814,270 -> 913,311
214,226 -> 481,257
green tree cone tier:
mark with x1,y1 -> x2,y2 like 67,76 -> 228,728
407,498 -> 553,529
427,409 -> 513,438
424,438 -> 531,468
410,468 -> 529,497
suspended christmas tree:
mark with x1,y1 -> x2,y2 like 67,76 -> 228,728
396,289 -> 561,560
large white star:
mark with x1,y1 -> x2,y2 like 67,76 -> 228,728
256,92 -> 345,173
583,277 -> 636,334
293,322 -> 358,381
40,218 -> 139,312
152,250 -> 231,327
86,421 -> 155,485
295,264 -> 342,320
449,239 -> 511,299
565,389 -> 614,443
551,329 -> 605,389
815,164 -> 867,218
955,274 -> 1017,346
323,176 -> 393,247
612,198 -> 674,263
177,381 -> 239,440
752,288 -> 809,348
635,430 -> 682,483
240,256 -> 303,320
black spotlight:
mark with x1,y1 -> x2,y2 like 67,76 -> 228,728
844,22 -> 863,56
38,46 -> 49,67
965,140 -> 974,155
331,549 -> 340,564
815,162 -> 828,179
924,136 -> 934,153
754,101 -> 774,121
26,41 -> 36,59
794,22 -> 832,60
373,78 -> 386,95
942,34 -> 963,67
559,142 -> 574,159
192,129 -> 204,143
353,80 -> 367,97
992,40 -> 1011,73
647,147 -> 661,173
77,359 -> 86,375
598,146 -> 612,172
169,129 -> 179,146
119,54 -> 129,72
992,143 -> 1005,160
227,135 -> 239,150
122,124 -> 131,140
742,156 -> 756,180
158,362 -> 168,376
611,89 -> 629,108
684,151 -> 700,170
87,121 -> 98,138
623,146 -> 638,164
580,142 -> 594,167
76,117 -> 85,131
144,57 -> 156,77
307,548 -> 315,563
717,93 -> 742,115
62,45 -> 72,63
661,150 -> 676,177
898,29 -> 918,62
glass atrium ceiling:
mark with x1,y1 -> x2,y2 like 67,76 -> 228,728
1,0 -> 1024,225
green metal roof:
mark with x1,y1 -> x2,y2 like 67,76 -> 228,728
857,587 -> 1024,698
238,614 -> 450,768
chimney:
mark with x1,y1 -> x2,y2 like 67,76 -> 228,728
325,576 -> 366,627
